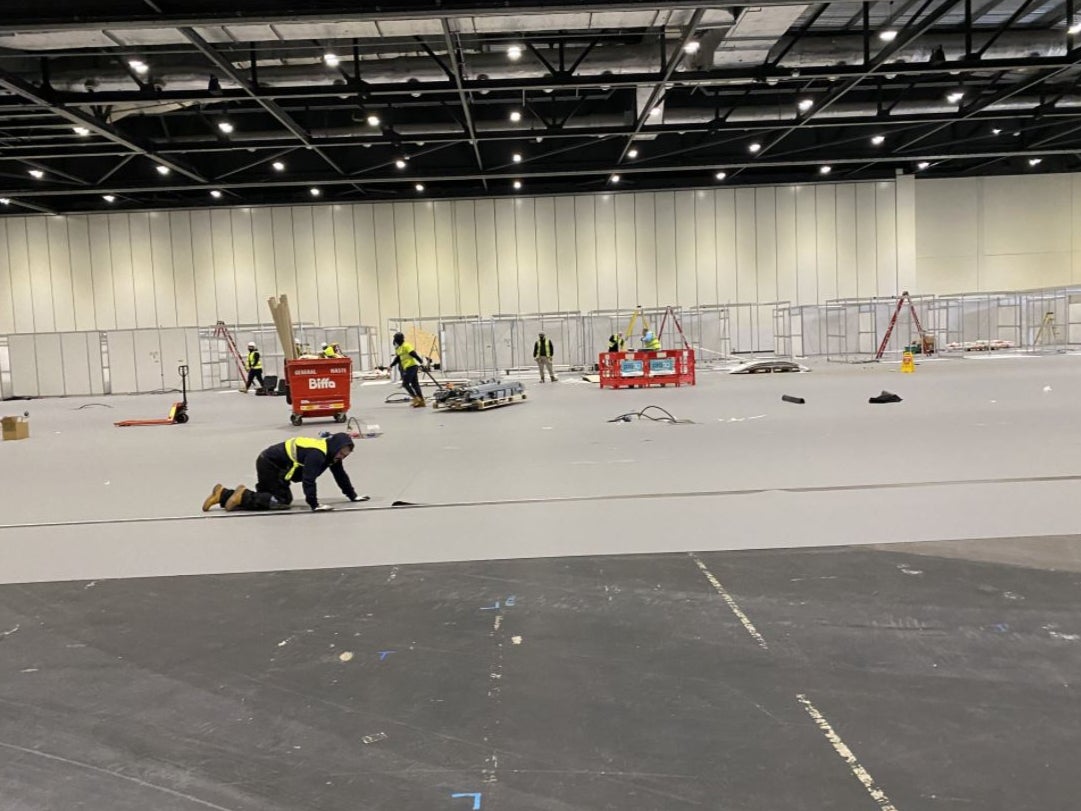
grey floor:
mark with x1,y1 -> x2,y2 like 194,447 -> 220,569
2,355 -> 1081,809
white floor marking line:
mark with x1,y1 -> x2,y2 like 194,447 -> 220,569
689,553 -> 768,650
796,694 -> 899,811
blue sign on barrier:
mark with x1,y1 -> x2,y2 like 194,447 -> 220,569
648,357 -> 675,375
620,359 -> 644,377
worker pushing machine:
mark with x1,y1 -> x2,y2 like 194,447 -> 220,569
534,331 -> 558,382
244,342 -> 264,392
390,332 -> 427,408
203,433 -> 361,512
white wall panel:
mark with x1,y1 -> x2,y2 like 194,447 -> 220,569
855,184 -> 878,299
148,213 -> 177,328
705,190 -> 727,304
88,215 -> 117,330
108,215 -> 136,329
513,198 -> 539,313
755,188 -> 778,303
168,212 -> 197,328
494,200 -> 518,313
0,221 -> 15,334
983,175 -> 1071,256
33,333 -> 64,396
270,207 -> 297,318
452,201 -> 480,316
795,186 -> 818,306
250,208 -> 277,325
26,219 -> 55,332
674,192 -> 697,307
534,197 -> 560,312
291,207 -> 318,324
775,186 -> 798,303
373,205 -> 400,327
230,209 -> 259,325
394,203 -> 422,317
614,194 -> 637,310
553,197 -> 578,312
574,196 -> 599,312
7,220 -> 34,332
190,210 -> 217,327
133,329 -> 163,392
411,203 -> 438,318
106,330 -> 137,393
735,188 -> 758,304
128,213 -> 157,328
432,202 -> 458,317
835,184 -> 859,299
594,194 -> 617,309
49,220 -> 77,332
815,186 -> 837,303
333,205 -> 361,326
354,206 -> 382,331
61,332 -> 96,395
8,334 -> 38,396
67,217 -> 96,332
654,192 -> 677,307
875,182 -> 898,296
474,200 -> 500,315
634,193 -> 658,308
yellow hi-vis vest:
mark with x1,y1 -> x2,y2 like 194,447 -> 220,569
396,342 -> 418,370
323,346 -> 336,358
247,350 -> 262,370
643,333 -> 661,350
285,437 -> 327,480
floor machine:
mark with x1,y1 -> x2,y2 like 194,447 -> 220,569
115,364 -> 190,427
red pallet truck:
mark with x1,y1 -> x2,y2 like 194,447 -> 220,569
115,365 -> 190,427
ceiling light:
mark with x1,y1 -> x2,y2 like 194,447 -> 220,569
72,126 -> 90,137
715,171 -> 727,181
366,114 -> 381,127
543,87 -> 553,94
1070,22 -> 1081,34
128,59 -> 149,74
156,165 -> 170,176
28,169 -> 43,179
871,134 -> 885,145
218,121 -> 234,134
819,165 -> 832,175
992,128 -> 1002,135
415,183 -> 425,192
917,161 -> 930,170
395,159 -> 407,169
610,174 -> 621,183
947,90 -> 965,103
0,198 -> 9,205
310,188 -> 321,196
798,98 -> 814,112
509,110 -> 522,123
210,190 -> 223,198
102,195 -> 115,203
749,142 -> 761,153
324,52 -> 340,67
649,107 -> 662,117
272,161 -> 285,171
683,40 -> 701,55
628,148 -> 639,158
513,180 -> 522,190
1029,157 -> 1043,166
507,45 -> 523,60
512,153 -> 522,163
879,29 -> 898,42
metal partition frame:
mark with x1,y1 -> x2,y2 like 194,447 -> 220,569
824,294 -> 936,362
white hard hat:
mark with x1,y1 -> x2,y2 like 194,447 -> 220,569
321,342 -> 328,348
247,342 -> 256,348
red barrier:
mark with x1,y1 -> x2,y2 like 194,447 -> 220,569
598,349 -> 695,389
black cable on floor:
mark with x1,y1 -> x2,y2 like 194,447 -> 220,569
608,405 -> 694,424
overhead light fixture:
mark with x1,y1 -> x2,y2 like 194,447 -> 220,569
947,90 -> 965,103
628,148 -> 639,159
324,53 -> 340,67
310,187 -> 321,196
0,198 -> 9,205
218,121 -> 234,134
917,161 -> 930,170
610,174 -> 621,184
507,44 -> 523,60
819,165 -> 832,175
992,128 -> 1002,135
102,194 -> 115,203
513,180 -> 522,190
272,161 -> 285,171
683,40 -> 701,55
798,98 -> 814,112
72,126 -> 90,137
395,158 -> 407,169
1029,157 -> 1043,166
210,190 -> 223,198
748,142 -> 761,153
649,107 -> 662,117
715,171 -> 727,181
156,165 -> 170,176
543,87 -> 554,94
415,183 -> 425,192
366,114 -> 381,127
512,153 -> 522,163
509,110 -> 522,123
1070,21 -> 1081,34
879,29 -> 898,42
128,59 -> 149,75
871,134 -> 885,145
28,169 -> 44,179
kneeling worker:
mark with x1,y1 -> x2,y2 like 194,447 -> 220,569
203,433 -> 361,512
390,332 -> 427,408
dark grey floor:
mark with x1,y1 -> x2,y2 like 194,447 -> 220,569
1,538 -> 1079,810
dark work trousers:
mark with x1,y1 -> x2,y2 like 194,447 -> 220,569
245,368 -> 265,391
401,365 -> 423,398
218,454 -> 292,511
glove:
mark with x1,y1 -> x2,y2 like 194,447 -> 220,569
313,504 -> 334,512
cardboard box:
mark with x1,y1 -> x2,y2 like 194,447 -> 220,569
1,416 -> 29,441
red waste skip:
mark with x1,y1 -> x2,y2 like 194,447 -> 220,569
284,357 -> 352,425
598,349 -> 695,389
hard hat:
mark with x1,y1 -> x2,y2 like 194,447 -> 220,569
247,342 -> 256,349
321,342 -> 328,349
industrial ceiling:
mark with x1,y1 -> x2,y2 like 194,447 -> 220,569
1,0 -> 1080,215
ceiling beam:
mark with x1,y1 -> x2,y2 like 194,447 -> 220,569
440,19 -> 488,188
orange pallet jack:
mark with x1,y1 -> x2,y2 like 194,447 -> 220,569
115,365 -> 190,427
875,291 -> 932,360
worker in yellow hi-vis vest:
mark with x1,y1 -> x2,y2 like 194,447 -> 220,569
389,332 -> 428,407
534,331 -> 558,382
202,433 -> 363,512
244,341 -> 265,392
641,328 -> 661,351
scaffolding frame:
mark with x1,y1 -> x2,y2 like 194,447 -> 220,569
824,294 -> 937,363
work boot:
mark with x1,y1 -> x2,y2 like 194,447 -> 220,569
412,396 -> 426,408
202,483 -> 224,512
224,484 -> 247,511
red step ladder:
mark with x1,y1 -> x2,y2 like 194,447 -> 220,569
213,321 -> 248,380
875,292 -> 929,360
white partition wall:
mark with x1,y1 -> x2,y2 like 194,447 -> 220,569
6,331 -> 105,397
